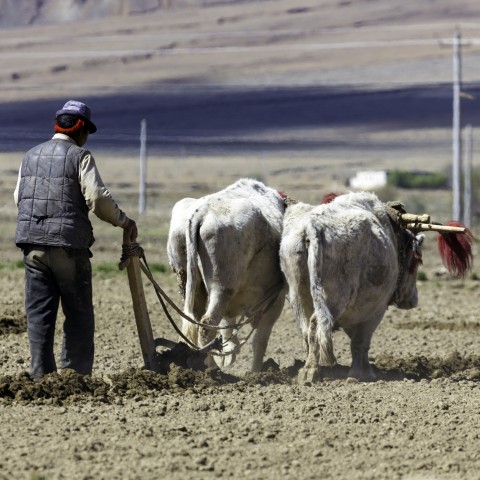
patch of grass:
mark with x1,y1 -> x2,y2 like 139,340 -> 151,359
387,170 -> 448,189
94,262 -> 121,275
148,263 -> 168,273
93,261 -> 168,275
139,226 -> 170,239
417,270 -> 428,281
0,260 -> 24,269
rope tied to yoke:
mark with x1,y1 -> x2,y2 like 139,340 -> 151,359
384,201 -> 422,306
384,201 -> 408,230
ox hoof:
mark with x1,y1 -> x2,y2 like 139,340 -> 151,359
347,367 -> 376,382
213,352 -> 237,368
212,338 -> 238,368
297,366 -> 320,385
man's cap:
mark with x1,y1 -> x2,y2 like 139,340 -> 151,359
56,100 -> 97,133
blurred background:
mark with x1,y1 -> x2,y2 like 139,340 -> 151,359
1,0 -> 479,264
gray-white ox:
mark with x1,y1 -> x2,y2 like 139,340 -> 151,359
280,191 -> 424,383
166,178 -> 287,371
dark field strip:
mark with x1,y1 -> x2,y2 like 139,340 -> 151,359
0,352 -> 478,405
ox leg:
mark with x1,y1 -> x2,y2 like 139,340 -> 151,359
216,319 -> 240,368
199,315 -> 226,369
199,289 -> 235,369
344,321 -> 379,382
180,277 -> 208,347
298,314 -> 321,384
286,291 -> 314,372
176,269 -> 187,299
250,295 -> 285,372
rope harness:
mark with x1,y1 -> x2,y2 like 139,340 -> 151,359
120,242 -> 284,356
384,201 -> 423,306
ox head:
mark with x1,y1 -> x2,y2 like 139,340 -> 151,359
437,221 -> 474,278
392,230 -> 424,309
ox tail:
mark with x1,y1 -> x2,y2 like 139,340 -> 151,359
437,221 -> 474,278
183,207 -> 204,344
306,226 -> 336,367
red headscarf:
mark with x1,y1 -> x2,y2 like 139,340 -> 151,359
54,118 -> 85,135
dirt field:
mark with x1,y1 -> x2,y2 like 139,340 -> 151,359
0,152 -> 479,480
1,1 -> 480,479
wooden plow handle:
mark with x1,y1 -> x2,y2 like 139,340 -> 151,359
119,230 -> 158,371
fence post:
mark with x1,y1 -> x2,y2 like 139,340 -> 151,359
139,119 -> 147,215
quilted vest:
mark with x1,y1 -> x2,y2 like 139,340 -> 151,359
15,138 -> 94,249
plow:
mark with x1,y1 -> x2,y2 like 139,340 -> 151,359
118,229 -> 215,374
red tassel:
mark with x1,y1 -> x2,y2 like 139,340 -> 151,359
322,192 -> 342,204
437,221 -> 474,278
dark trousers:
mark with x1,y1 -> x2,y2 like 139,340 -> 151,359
23,246 -> 94,380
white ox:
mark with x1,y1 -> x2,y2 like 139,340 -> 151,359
167,178 -> 286,371
280,191 -> 424,383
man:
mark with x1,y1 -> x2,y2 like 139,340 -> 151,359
14,100 -> 137,380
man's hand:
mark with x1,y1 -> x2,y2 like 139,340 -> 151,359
123,218 -> 138,243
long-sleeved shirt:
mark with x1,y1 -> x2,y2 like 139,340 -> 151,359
14,133 -> 128,228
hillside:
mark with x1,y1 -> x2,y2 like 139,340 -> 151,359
2,0 -> 480,99
0,0 -> 230,28
1,0 -> 479,220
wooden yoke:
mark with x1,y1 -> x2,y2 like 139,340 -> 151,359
120,229 -> 157,371
405,223 -> 467,234
400,213 -> 430,224
399,213 -> 467,234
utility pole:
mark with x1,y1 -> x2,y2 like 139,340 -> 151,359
463,124 -> 473,228
452,28 -> 462,221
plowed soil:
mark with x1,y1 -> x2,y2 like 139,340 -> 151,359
1,246 -> 479,479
